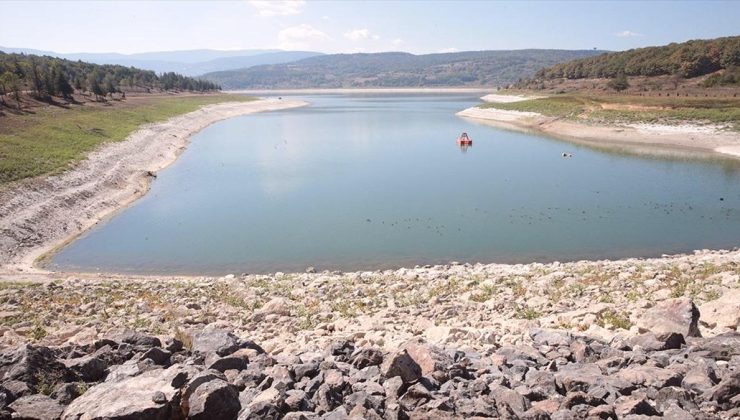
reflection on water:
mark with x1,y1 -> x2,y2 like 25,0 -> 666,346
50,94 -> 740,275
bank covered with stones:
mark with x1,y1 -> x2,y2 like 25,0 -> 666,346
0,298 -> 739,419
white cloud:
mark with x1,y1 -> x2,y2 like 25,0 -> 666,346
438,47 -> 458,53
615,30 -> 643,38
344,28 -> 371,41
391,38 -> 403,46
278,24 -> 331,49
248,0 -> 305,17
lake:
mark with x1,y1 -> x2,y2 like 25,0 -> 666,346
50,93 -> 740,274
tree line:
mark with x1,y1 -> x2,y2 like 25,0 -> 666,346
0,51 -> 220,106
531,36 -> 740,81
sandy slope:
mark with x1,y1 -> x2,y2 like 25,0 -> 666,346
0,99 -> 307,273
457,106 -> 740,160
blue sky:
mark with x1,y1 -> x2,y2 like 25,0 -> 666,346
1,0 -> 738,54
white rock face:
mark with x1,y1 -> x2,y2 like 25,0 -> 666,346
699,289 -> 740,331
62,365 -> 195,419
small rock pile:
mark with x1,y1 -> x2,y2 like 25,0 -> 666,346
1,314 -> 738,419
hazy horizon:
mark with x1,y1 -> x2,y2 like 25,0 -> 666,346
1,0 -> 738,56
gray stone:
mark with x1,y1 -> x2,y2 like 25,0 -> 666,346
187,378 -> 240,420
636,297 -> 700,339
8,394 -> 64,420
62,355 -> 107,382
192,328 -> 241,357
381,350 -> 422,384
62,365 -> 196,420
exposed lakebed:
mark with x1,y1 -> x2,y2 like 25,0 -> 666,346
50,93 -> 740,274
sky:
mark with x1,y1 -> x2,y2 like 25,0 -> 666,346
1,0 -> 739,55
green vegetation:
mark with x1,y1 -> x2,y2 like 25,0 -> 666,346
203,49 -> 604,89
702,66 -> 740,87
533,36 -> 740,80
597,310 -> 632,330
480,94 -> 740,129
0,51 -> 220,105
0,95 -> 253,184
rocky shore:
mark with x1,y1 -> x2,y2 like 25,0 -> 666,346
1,249 -> 738,418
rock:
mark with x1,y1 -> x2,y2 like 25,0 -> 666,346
207,355 -> 248,373
113,330 -> 162,348
8,394 -> 64,420
530,328 -> 573,347
627,332 -> 685,351
398,383 -> 432,411
1,380 -> 32,400
662,403 -> 693,420
402,341 -> 451,381
348,347 -> 383,370
491,385 -> 531,416
259,298 -> 291,317
50,382 -> 85,405
191,328 -> 241,357
381,350 -> 422,384
614,395 -> 659,416
636,297 -> 700,339
0,345 -> 76,391
703,371 -> 740,405
140,348 -> 171,366
62,365 -> 195,419
615,366 -> 683,389
681,359 -> 717,394
187,378 -> 240,420
62,355 -> 107,382
699,289 -> 740,330
382,376 -> 405,401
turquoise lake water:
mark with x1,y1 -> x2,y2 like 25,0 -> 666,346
50,94 -> 740,274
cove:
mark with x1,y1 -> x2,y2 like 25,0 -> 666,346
50,93 -> 740,274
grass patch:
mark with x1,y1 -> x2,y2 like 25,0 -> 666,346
597,309 -> 632,330
479,94 -> 740,129
0,94 -> 254,184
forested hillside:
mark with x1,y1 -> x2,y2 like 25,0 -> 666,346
203,49 -> 605,89
0,51 -> 219,105
533,36 -> 740,80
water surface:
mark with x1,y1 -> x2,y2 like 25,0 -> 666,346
51,94 -> 740,274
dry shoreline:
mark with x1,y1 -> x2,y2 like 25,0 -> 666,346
230,87 -> 491,95
0,98 -> 308,275
456,106 -> 740,160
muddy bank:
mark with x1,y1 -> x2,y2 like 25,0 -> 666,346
0,99 -> 307,273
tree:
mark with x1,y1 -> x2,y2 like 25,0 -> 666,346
28,57 -> 46,98
0,71 -> 22,108
608,73 -> 629,92
55,68 -> 74,99
87,73 -> 104,100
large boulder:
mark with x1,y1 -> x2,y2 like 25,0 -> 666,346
62,365 -> 197,420
62,355 -> 107,382
402,341 -> 452,381
186,378 -> 240,420
636,297 -> 700,339
191,329 -> 241,357
8,394 -> 65,420
0,345 -> 77,393
699,289 -> 740,331
380,350 -> 422,384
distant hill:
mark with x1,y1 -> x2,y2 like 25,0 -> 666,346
0,47 -> 324,76
0,51 -> 219,104
201,49 -> 607,89
533,36 -> 740,80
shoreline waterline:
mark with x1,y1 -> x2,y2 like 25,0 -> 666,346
0,98 -> 309,275
456,106 -> 740,161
